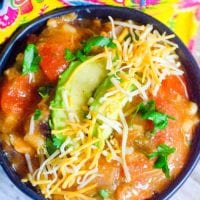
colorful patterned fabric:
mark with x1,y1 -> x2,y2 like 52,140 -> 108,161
0,0 -> 200,51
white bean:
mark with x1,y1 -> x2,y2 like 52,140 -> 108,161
188,102 -> 198,115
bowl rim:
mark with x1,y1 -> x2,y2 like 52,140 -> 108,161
0,5 -> 200,200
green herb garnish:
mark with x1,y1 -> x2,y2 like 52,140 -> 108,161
46,135 -> 66,155
64,49 -> 87,62
75,50 -> 87,62
33,109 -> 41,120
52,135 -> 65,148
83,36 -> 116,54
136,100 -> 174,135
64,49 -> 76,62
38,86 -> 51,99
64,36 -> 116,62
98,189 -> 110,199
148,144 -> 176,178
22,44 -> 41,74
136,100 -> 155,115
46,138 -> 57,155
143,111 -> 168,135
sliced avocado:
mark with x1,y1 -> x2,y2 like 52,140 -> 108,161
89,76 -> 126,139
90,93 -> 125,140
50,54 -> 107,131
90,75 -> 114,111
89,76 -> 135,140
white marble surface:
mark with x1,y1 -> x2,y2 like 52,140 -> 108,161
0,163 -> 200,200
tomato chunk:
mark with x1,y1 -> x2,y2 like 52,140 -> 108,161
37,43 -> 68,82
97,158 -> 121,191
157,75 -> 188,99
1,75 -> 33,116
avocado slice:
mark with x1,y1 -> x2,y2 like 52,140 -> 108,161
89,76 -> 125,139
90,75 -> 114,111
89,76 -> 135,140
50,53 -> 107,131
90,93 -> 125,140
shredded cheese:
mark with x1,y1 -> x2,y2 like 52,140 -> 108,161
119,111 -> 131,182
29,116 -> 35,135
97,113 -> 122,133
108,16 -> 117,39
25,153 -> 33,174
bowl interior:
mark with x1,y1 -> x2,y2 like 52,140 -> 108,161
0,5 -> 200,200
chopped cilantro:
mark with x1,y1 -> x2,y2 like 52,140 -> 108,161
64,36 -> 116,63
46,135 -> 66,155
52,135 -> 65,148
22,44 -> 41,74
98,189 -> 110,199
136,100 -> 174,135
38,86 -> 51,98
46,138 -> 57,155
143,111 -> 168,135
83,36 -> 116,54
148,144 -> 176,178
136,100 -> 155,115
75,50 -> 87,62
33,109 -> 41,120
64,49 -> 76,62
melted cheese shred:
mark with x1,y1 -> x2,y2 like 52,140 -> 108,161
24,17 -> 184,199
108,16 -> 183,96
26,133 -> 101,199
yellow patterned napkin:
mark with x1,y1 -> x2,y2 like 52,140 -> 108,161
0,0 -> 200,51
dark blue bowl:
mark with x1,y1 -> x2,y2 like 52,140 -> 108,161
0,5 -> 200,200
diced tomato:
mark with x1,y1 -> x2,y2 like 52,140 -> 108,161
97,158 -> 121,191
115,171 -> 169,200
126,153 -> 154,178
1,75 -> 33,116
37,24 -> 83,82
115,153 -> 160,200
37,42 -> 68,82
157,75 -> 188,100
153,74 -> 189,149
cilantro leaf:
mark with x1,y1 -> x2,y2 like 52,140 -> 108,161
52,135 -> 65,148
136,100 -> 155,115
33,109 -> 41,120
98,189 -> 110,199
46,138 -> 57,155
64,49 -> 76,62
83,36 -> 116,54
75,50 -> 87,62
64,49 -> 87,62
38,86 -> 52,99
22,44 -> 41,74
142,111 -> 168,135
45,135 -> 66,155
64,36 -> 116,63
148,144 -> 176,178
136,100 -> 174,135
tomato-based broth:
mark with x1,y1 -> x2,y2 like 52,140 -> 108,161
0,14 -> 199,200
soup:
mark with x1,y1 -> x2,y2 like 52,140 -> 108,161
0,13 -> 199,200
